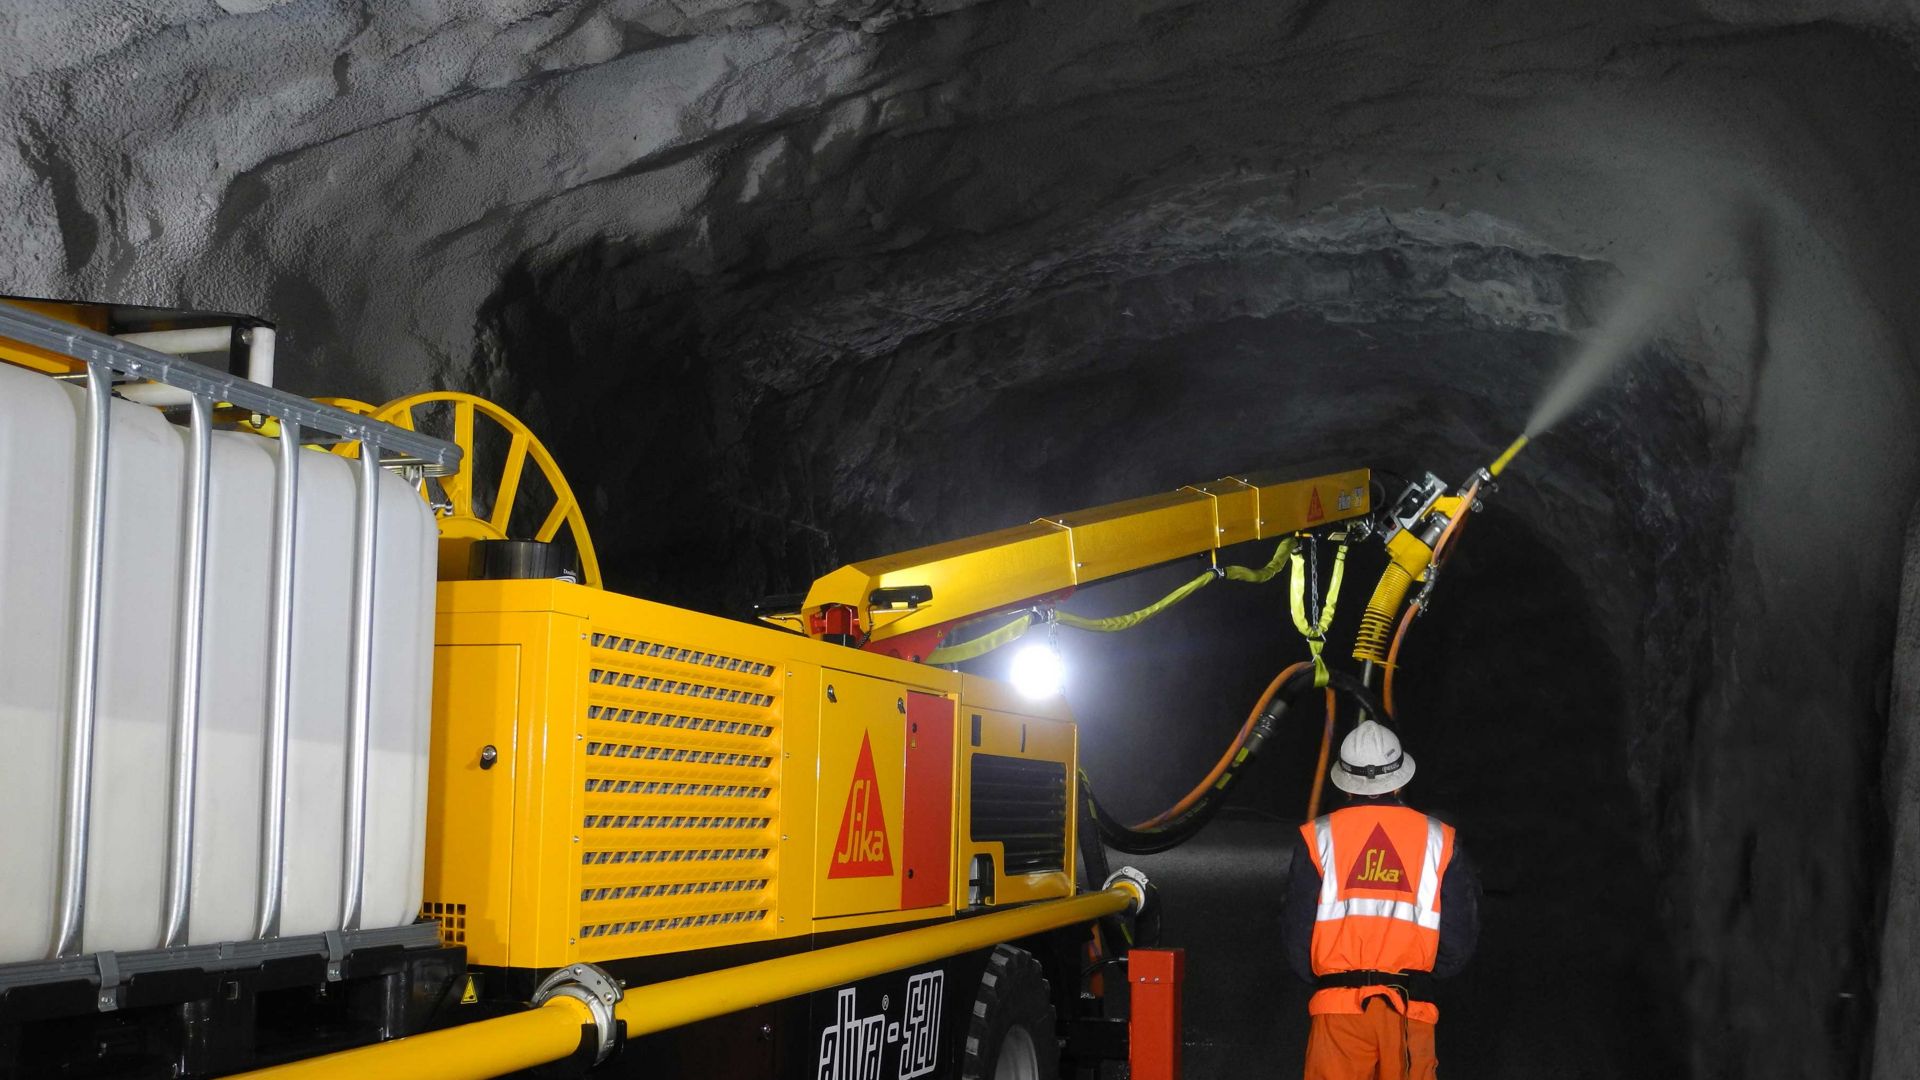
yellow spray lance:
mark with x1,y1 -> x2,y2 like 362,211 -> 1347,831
1351,435 -> 1530,681
1488,435 -> 1529,478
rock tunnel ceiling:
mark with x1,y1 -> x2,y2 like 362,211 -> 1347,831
7,0 -> 1920,1076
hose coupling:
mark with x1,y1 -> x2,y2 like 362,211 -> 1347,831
1250,681 -> 1301,745
1411,567 -> 1441,613
1104,866 -> 1154,915
532,962 -> 625,1064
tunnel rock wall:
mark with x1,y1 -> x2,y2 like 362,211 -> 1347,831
1879,503 -> 1920,1078
6,1 -> 1920,1076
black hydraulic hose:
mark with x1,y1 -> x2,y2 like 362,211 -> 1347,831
1077,783 -> 1114,886
1087,667 -> 1386,855
1074,782 -> 1143,964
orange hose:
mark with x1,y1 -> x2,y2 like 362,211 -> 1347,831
1430,478 -> 1480,566
1133,662 -> 1311,829
1305,687 -> 1336,820
1382,600 -> 1419,719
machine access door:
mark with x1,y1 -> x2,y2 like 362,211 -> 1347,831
814,673 -> 957,919
900,692 -> 956,910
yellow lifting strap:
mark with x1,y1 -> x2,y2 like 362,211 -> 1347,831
1289,541 -> 1348,688
925,539 -> 1298,665
926,612 -> 1037,664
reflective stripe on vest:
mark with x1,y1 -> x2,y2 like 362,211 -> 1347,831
1314,816 -> 1339,905
1310,812 -> 1445,931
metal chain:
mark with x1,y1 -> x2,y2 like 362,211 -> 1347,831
1306,534 -> 1321,625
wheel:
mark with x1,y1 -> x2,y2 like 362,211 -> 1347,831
332,391 -> 602,588
962,945 -> 1059,1080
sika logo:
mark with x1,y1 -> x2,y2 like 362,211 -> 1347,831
1344,823 -> 1413,894
829,731 -> 893,878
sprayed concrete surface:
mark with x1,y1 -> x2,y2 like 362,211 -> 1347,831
6,2 -> 1920,1076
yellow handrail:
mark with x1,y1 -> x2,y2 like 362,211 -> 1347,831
230,996 -> 594,1080
234,886 -> 1138,1080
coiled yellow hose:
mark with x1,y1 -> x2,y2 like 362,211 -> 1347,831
1353,561 -> 1415,665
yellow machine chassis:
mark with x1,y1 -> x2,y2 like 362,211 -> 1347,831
425,578 -> 1078,972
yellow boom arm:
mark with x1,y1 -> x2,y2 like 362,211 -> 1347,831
765,467 -> 1371,651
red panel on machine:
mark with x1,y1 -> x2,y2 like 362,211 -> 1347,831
1130,948 -> 1185,1080
899,692 -> 956,909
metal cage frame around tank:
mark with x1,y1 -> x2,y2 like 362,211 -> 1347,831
0,304 -> 461,994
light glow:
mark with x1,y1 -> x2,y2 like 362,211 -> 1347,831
1009,642 -> 1066,700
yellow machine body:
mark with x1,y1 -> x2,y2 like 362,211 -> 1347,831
768,468 -> 1372,647
424,578 -> 1077,972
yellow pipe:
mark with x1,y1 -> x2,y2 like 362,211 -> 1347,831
1488,435 -> 1529,477
617,886 -> 1135,1038
234,887 -> 1137,1080
230,994 -> 593,1080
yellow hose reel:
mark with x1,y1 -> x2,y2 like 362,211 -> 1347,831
315,392 -> 602,589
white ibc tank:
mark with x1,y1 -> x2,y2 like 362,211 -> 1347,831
0,362 -> 436,963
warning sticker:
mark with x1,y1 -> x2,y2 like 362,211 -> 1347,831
459,976 -> 480,1005
1344,823 -> 1414,895
828,731 -> 893,878
1305,487 -> 1326,523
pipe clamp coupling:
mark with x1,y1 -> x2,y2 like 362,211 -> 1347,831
533,962 -> 625,1064
1104,866 -> 1152,915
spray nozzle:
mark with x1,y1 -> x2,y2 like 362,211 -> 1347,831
1488,435 -> 1530,478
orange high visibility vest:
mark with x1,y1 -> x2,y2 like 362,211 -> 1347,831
1297,804 -> 1456,1024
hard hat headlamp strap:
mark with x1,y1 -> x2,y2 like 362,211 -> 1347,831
1337,753 -> 1404,780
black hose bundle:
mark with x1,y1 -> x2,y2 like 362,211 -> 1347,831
1086,667 -> 1387,855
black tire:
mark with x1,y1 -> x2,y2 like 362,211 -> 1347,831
961,944 -> 1059,1080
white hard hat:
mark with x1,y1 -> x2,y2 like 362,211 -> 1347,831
1331,720 -> 1415,796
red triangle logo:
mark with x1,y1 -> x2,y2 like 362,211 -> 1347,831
1343,823 -> 1414,895
1305,487 -> 1325,523
828,732 -> 893,878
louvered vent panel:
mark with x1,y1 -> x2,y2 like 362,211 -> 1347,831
576,631 -> 782,957
970,754 -> 1069,875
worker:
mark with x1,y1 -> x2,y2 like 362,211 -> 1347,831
1282,719 -> 1480,1080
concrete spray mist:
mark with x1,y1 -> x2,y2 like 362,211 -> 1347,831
1523,221 -> 1726,440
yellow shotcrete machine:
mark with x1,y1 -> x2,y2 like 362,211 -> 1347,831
0,297 -> 1512,1079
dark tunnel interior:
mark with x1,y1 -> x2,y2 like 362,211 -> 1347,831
472,213 -> 1722,1076
9,0 -> 1920,1076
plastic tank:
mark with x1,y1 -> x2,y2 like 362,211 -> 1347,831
0,362 -> 435,962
